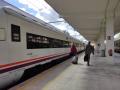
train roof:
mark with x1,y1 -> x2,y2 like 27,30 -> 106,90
0,6 -> 82,43
1,6 -> 60,32
1,6 -> 70,35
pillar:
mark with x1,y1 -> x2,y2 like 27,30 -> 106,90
96,30 -> 105,57
105,16 -> 114,57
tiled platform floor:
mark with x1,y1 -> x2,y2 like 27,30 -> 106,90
10,53 -> 120,90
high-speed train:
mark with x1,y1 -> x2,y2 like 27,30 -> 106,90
114,39 -> 120,53
0,1 -> 84,89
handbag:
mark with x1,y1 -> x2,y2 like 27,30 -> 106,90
84,55 -> 88,62
72,55 -> 78,64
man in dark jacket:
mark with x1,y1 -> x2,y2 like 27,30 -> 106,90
85,41 -> 94,66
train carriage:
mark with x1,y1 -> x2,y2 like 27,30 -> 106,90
114,39 -> 120,53
0,5 -> 83,88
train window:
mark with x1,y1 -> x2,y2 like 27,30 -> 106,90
48,38 -> 54,48
42,37 -> 49,48
42,37 -> 49,44
52,39 -> 58,48
11,24 -> 21,42
51,39 -> 63,48
26,33 -> 70,49
27,33 -> 49,49
0,28 -> 6,41
63,41 -> 70,47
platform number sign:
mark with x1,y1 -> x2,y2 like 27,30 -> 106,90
11,24 -> 21,42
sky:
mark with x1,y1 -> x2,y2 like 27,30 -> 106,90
4,0 -> 88,43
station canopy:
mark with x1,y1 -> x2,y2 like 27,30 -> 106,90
46,0 -> 120,42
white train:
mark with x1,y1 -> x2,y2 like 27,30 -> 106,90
114,39 -> 120,53
0,1 -> 84,88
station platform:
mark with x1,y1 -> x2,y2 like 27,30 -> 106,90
9,53 -> 120,90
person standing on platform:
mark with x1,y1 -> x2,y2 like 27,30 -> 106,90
85,41 -> 94,66
70,43 -> 77,57
70,43 -> 78,64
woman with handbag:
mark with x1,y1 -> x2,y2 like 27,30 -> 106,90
70,43 -> 78,64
